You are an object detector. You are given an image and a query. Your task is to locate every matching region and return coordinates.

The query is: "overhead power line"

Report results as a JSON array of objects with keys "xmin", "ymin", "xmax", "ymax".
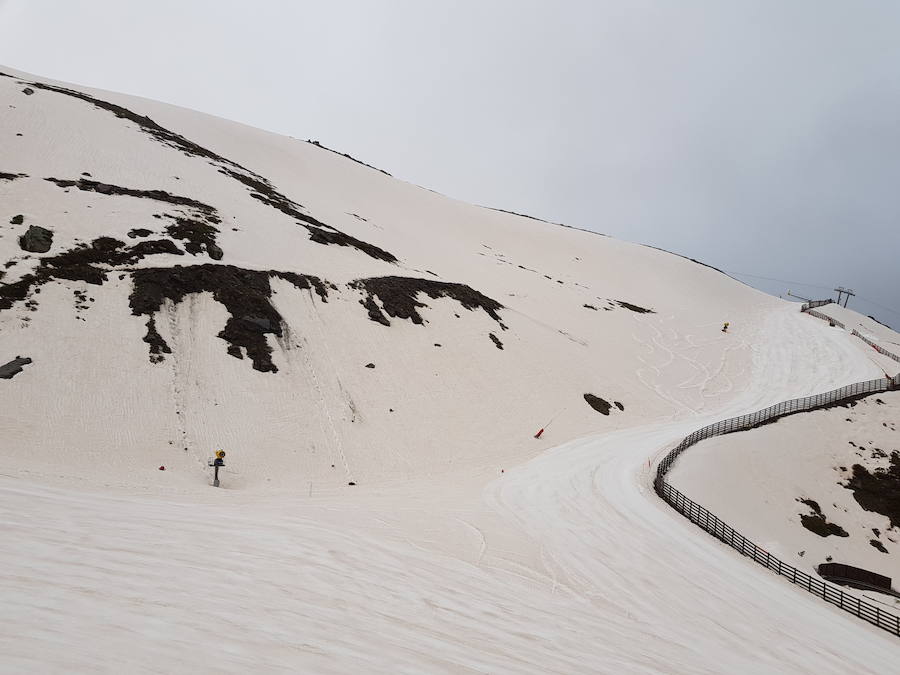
[
  {"xmin": 724, "ymin": 271, "xmax": 833, "ymax": 292},
  {"xmin": 725, "ymin": 271, "xmax": 900, "ymax": 320}
]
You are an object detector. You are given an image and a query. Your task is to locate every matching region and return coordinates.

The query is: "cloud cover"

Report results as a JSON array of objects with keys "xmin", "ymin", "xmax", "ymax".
[{"xmin": 1, "ymin": 0, "xmax": 897, "ymax": 322}]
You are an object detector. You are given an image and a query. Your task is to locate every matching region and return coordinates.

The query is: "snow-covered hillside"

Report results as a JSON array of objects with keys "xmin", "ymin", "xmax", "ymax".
[
  {"xmin": 669, "ymin": 308, "xmax": 900, "ymax": 601},
  {"xmin": 2, "ymin": 67, "xmax": 899, "ymax": 673},
  {"xmin": 0, "ymin": 65, "xmax": 775, "ymax": 491}
]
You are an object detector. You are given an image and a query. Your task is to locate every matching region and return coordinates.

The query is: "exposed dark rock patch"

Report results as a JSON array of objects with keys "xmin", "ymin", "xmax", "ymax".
[
  {"xmin": 164, "ymin": 216, "xmax": 220, "ymax": 258},
  {"xmin": 216, "ymin": 166, "xmax": 397, "ymax": 263},
  {"xmin": 643, "ymin": 244, "xmax": 730, "ymax": 278},
  {"xmin": 18, "ymin": 225, "xmax": 53, "ymax": 253},
  {"xmin": 871, "ymin": 539, "xmax": 889, "ymax": 553},
  {"xmin": 6, "ymin": 73, "xmax": 396, "ymax": 263},
  {"xmin": 360, "ymin": 295, "xmax": 391, "ymax": 326},
  {"xmin": 206, "ymin": 243, "xmax": 224, "ymax": 261},
  {"xmin": 0, "ymin": 234, "xmax": 219, "ymax": 312},
  {"xmin": 616, "ymin": 300, "xmax": 655, "ymax": 314},
  {"xmin": 306, "ymin": 140, "xmax": 392, "ymax": 176},
  {"xmin": 46, "ymin": 178, "xmax": 224, "ymax": 260},
  {"xmin": 798, "ymin": 499, "xmax": 849, "ymax": 537},
  {"xmin": 130, "ymin": 239, "xmax": 185, "ymax": 257},
  {"xmin": 614, "ymin": 401, "xmax": 625, "ymax": 411},
  {"xmin": 489, "ymin": 333, "xmax": 504, "ymax": 350},
  {"xmin": 800, "ymin": 498, "xmax": 822, "ymax": 513},
  {"xmin": 0, "ymin": 273, "xmax": 36, "ymax": 310},
  {"xmin": 0, "ymin": 172, "xmax": 27, "ymax": 181},
  {"xmin": 129, "ymin": 264, "xmax": 329, "ymax": 372},
  {"xmin": 584, "ymin": 304, "xmax": 598, "ymax": 311},
  {"xmin": 352, "ymin": 276, "xmax": 505, "ymax": 328},
  {"xmin": 142, "ymin": 317, "xmax": 171, "ymax": 363},
  {"xmin": 843, "ymin": 452, "xmax": 900, "ymax": 528},
  {"xmin": 365, "ymin": 363, "xmax": 375, "ymax": 369},
  {"xmin": 483, "ymin": 207, "xmax": 559, "ymax": 225},
  {"xmin": 868, "ymin": 315, "xmax": 894, "ymax": 330},
  {"xmin": 128, "ymin": 228, "xmax": 153, "ymax": 238},
  {"xmin": 306, "ymin": 224, "xmax": 396, "ymax": 262},
  {"xmin": 10, "ymin": 215, "xmax": 24, "ymax": 225},
  {"xmin": 22, "ymin": 87, "xmax": 33, "ymax": 95},
  {"xmin": 45, "ymin": 178, "xmax": 216, "ymax": 214},
  {"xmin": 0, "ymin": 356, "xmax": 32, "ymax": 379},
  {"xmin": 584, "ymin": 394, "xmax": 612, "ymax": 415},
  {"xmin": 270, "ymin": 271, "xmax": 331, "ymax": 303}
]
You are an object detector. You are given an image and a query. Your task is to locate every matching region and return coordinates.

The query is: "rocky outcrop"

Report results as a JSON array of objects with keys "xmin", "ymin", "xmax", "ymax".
[{"xmin": 18, "ymin": 225, "xmax": 53, "ymax": 253}]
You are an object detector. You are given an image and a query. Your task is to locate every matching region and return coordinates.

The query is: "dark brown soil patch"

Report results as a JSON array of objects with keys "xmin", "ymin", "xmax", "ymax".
[
  {"xmin": 616, "ymin": 300, "xmax": 655, "ymax": 314},
  {"xmin": 843, "ymin": 452, "xmax": 900, "ymax": 528},
  {"xmin": 0, "ymin": 356, "xmax": 32, "ymax": 379},
  {"xmin": 351, "ymin": 276, "xmax": 504, "ymax": 328},
  {"xmin": 129, "ymin": 264, "xmax": 329, "ymax": 372},
  {"xmin": 584, "ymin": 394, "xmax": 612, "ymax": 415},
  {"xmin": 489, "ymin": 333, "xmax": 504, "ymax": 350}
]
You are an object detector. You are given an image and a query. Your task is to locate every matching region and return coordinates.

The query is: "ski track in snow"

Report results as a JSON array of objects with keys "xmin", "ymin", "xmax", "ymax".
[{"xmin": 2, "ymin": 304, "xmax": 898, "ymax": 673}]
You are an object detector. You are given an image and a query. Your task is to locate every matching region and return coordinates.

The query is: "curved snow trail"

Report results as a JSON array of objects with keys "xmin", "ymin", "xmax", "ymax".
[
  {"xmin": 486, "ymin": 303, "xmax": 897, "ymax": 673},
  {"xmin": 2, "ymin": 304, "xmax": 896, "ymax": 674}
]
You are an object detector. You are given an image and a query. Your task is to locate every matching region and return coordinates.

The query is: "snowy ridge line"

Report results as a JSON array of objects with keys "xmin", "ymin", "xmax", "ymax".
[{"xmin": 654, "ymin": 376, "xmax": 900, "ymax": 637}]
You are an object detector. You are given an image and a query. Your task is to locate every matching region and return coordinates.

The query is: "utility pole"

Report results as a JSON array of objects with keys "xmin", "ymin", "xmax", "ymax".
[
  {"xmin": 843, "ymin": 288, "xmax": 855, "ymax": 308},
  {"xmin": 834, "ymin": 287, "xmax": 855, "ymax": 308}
]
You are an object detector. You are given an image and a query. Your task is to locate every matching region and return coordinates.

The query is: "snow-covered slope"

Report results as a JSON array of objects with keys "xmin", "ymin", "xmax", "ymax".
[
  {"xmin": 670, "ymin": 390, "xmax": 900, "ymax": 588},
  {"xmin": 1, "ymin": 65, "xmax": 770, "ymax": 490},
  {"xmin": 669, "ymin": 309, "xmax": 900, "ymax": 597},
  {"xmin": 3, "ymin": 67, "xmax": 899, "ymax": 673}
]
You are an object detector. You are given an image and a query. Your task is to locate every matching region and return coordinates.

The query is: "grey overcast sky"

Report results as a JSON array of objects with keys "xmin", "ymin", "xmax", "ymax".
[{"xmin": 1, "ymin": 0, "xmax": 898, "ymax": 325}]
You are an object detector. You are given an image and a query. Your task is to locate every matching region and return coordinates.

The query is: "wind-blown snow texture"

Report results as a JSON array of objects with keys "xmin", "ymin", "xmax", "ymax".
[{"xmin": 2, "ymin": 66, "xmax": 898, "ymax": 673}]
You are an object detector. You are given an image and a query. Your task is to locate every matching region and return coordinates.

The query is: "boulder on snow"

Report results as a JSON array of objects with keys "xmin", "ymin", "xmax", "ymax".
[
  {"xmin": 207, "ymin": 242, "xmax": 224, "ymax": 260},
  {"xmin": 18, "ymin": 225, "xmax": 53, "ymax": 253},
  {"xmin": 0, "ymin": 356, "xmax": 33, "ymax": 379}
]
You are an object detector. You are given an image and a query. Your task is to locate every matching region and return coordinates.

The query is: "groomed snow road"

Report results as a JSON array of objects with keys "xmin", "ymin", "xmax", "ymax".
[{"xmin": 3, "ymin": 304, "xmax": 898, "ymax": 673}]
